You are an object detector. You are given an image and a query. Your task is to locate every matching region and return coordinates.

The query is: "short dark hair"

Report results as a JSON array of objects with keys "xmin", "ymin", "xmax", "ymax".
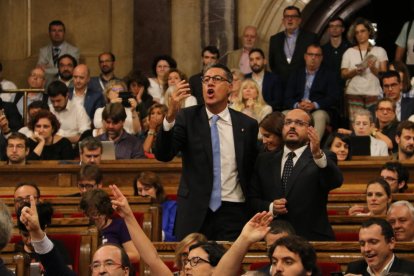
[
  {"xmin": 360, "ymin": 217, "xmax": 395, "ymax": 242},
  {"xmin": 381, "ymin": 162, "xmax": 409, "ymax": 192},
  {"xmin": 283, "ymin": 5, "xmax": 301, "ymax": 17},
  {"xmin": 7, "ymin": 132, "xmax": 28, "ymax": 148},
  {"xmin": 49, "ymin": 20, "xmax": 65, "ymax": 32},
  {"xmin": 47, "ymin": 80, "xmax": 69, "ymax": 98},
  {"xmin": 79, "ymin": 136, "xmax": 103, "ymax": 153},
  {"xmin": 98, "ymin": 52, "xmax": 115, "ymax": 62},
  {"xmin": 268, "ymin": 235, "xmax": 319, "ymax": 276},
  {"xmin": 249, "ymin": 48, "xmax": 265, "ymax": 59},
  {"xmin": 367, "ymin": 178, "xmax": 392, "ymax": 199},
  {"xmin": 80, "ymin": 189, "xmax": 113, "ymax": 217},
  {"xmin": 202, "ymin": 46, "xmax": 220, "ymax": 59},
  {"xmin": 125, "ymin": 70, "xmax": 150, "ymax": 91},
  {"xmin": 259, "ymin": 111, "xmax": 284, "ymax": 139},
  {"xmin": 323, "ymin": 131, "xmax": 352, "ymax": 160},
  {"xmin": 268, "ymin": 220, "xmax": 296, "ymax": 236},
  {"xmin": 102, "ymin": 103, "xmax": 127, "ymax": 123},
  {"xmin": 58, "ymin": 54, "xmax": 77, "ymax": 68},
  {"xmin": 29, "ymin": 110, "xmax": 61, "ymax": 136},
  {"xmin": 17, "ymin": 202, "xmax": 53, "ymax": 232},
  {"xmin": 396, "ymin": 120, "xmax": 414, "ymax": 137},
  {"xmin": 79, "ymin": 164, "xmax": 103, "ymax": 184},
  {"xmin": 133, "ymin": 171, "xmax": 165, "ymax": 202},
  {"xmin": 95, "ymin": 243, "xmax": 133, "ymax": 276},
  {"xmin": 28, "ymin": 100, "xmax": 49, "ymax": 111},
  {"xmin": 151, "ymin": 55, "xmax": 177, "ymax": 76},
  {"xmin": 189, "ymin": 241, "xmax": 226, "ymax": 267},
  {"xmin": 380, "ymin": 70, "xmax": 401, "ymax": 87},
  {"xmin": 204, "ymin": 63, "xmax": 233, "ymax": 83},
  {"xmin": 328, "ymin": 16, "xmax": 345, "ymax": 26},
  {"xmin": 14, "ymin": 182, "xmax": 41, "ymax": 198}
]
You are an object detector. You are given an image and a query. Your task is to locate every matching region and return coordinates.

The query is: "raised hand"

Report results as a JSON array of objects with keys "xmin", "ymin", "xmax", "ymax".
[
  {"xmin": 307, "ymin": 126, "xmax": 321, "ymax": 157},
  {"xmin": 19, "ymin": 195, "xmax": 41, "ymax": 233},
  {"xmin": 109, "ymin": 184, "xmax": 133, "ymax": 218},
  {"xmin": 240, "ymin": 211, "xmax": 273, "ymax": 243}
]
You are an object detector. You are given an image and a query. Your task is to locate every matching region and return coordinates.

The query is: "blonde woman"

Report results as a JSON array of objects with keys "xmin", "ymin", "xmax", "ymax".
[
  {"xmin": 228, "ymin": 68, "xmax": 245, "ymax": 107},
  {"xmin": 93, "ymin": 79, "xmax": 141, "ymax": 136},
  {"xmin": 231, "ymin": 79, "xmax": 272, "ymax": 123}
]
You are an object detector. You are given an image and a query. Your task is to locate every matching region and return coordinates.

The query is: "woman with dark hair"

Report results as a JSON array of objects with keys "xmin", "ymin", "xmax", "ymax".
[
  {"xmin": 173, "ymin": 233, "xmax": 207, "ymax": 276},
  {"xmin": 27, "ymin": 110, "xmax": 74, "ymax": 160},
  {"xmin": 80, "ymin": 189, "xmax": 140, "ymax": 263},
  {"xmin": 125, "ymin": 70, "xmax": 155, "ymax": 120},
  {"xmin": 148, "ymin": 55, "xmax": 177, "ymax": 103},
  {"xmin": 133, "ymin": 171, "xmax": 177, "ymax": 241},
  {"xmin": 323, "ymin": 131, "xmax": 352, "ymax": 161},
  {"xmin": 163, "ymin": 68, "xmax": 197, "ymax": 108},
  {"xmin": 348, "ymin": 178, "xmax": 392, "ymax": 216},
  {"xmin": 341, "ymin": 17, "xmax": 388, "ymax": 121},
  {"xmin": 258, "ymin": 111, "xmax": 284, "ymax": 152}
]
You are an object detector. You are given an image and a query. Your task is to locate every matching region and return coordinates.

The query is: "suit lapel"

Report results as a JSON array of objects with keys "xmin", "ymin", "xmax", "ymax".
[
  {"xmin": 285, "ymin": 146, "xmax": 312, "ymax": 196},
  {"xmin": 230, "ymin": 109, "xmax": 244, "ymax": 171},
  {"xmin": 273, "ymin": 150, "xmax": 284, "ymax": 197},
  {"xmin": 199, "ymin": 108, "xmax": 213, "ymax": 169}
]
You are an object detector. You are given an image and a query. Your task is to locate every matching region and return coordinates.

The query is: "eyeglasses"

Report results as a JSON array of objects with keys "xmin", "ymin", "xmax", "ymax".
[
  {"xmin": 377, "ymin": 107, "xmax": 394, "ymax": 113},
  {"xmin": 383, "ymin": 83, "xmax": 399, "ymax": 90},
  {"xmin": 201, "ymin": 75, "xmax": 230, "ymax": 84},
  {"xmin": 78, "ymin": 183, "xmax": 97, "ymax": 190},
  {"xmin": 283, "ymin": 119, "xmax": 309, "ymax": 127},
  {"xmin": 7, "ymin": 144, "xmax": 26, "ymax": 150},
  {"xmin": 382, "ymin": 176, "xmax": 398, "ymax": 183},
  {"xmin": 14, "ymin": 195, "xmax": 38, "ymax": 205},
  {"xmin": 283, "ymin": 15, "xmax": 300, "ymax": 19},
  {"xmin": 354, "ymin": 121, "xmax": 370, "ymax": 127},
  {"xmin": 184, "ymin": 256, "xmax": 211, "ymax": 267},
  {"xmin": 90, "ymin": 260, "xmax": 124, "ymax": 272},
  {"xmin": 305, "ymin": 53, "xmax": 322, "ymax": 57}
]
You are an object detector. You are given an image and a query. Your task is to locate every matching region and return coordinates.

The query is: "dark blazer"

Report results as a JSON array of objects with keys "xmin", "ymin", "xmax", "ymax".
[
  {"xmin": 1, "ymin": 100, "xmax": 23, "ymax": 131},
  {"xmin": 39, "ymin": 246, "xmax": 76, "ymax": 276},
  {"xmin": 284, "ymin": 66, "xmax": 340, "ymax": 111},
  {"xmin": 189, "ymin": 72, "xmax": 203, "ymax": 105},
  {"xmin": 401, "ymin": 97, "xmax": 414, "ymax": 121},
  {"xmin": 155, "ymin": 105, "xmax": 258, "ymax": 240},
  {"xmin": 68, "ymin": 87, "xmax": 106, "ymax": 120},
  {"xmin": 268, "ymin": 29, "xmax": 318, "ymax": 86},
  {"xmin": 245, "ymin": 71, "xmax": 284, "ymax": 111},
  {"xmin": 248, "ymin": 147, "xmax": 343, "ymax": 241},
  {"xmin": 346, "ymin": 256, "xmax": 414, "ymax": 276}
]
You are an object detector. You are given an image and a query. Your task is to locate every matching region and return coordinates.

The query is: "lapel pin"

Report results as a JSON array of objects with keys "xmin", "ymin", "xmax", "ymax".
[{"xmin": 241, "ymin": 128, "xmax": 245, "ymax": 132}]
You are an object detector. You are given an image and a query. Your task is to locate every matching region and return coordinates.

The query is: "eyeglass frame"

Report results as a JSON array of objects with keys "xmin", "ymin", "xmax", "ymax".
[
  {"xmin": 14, "ymin": 195, "xmax": 39, "ymax": 205},
  {"xmin": 283, "ymin": 119, "xmax": 310, "ymax": 127},
  {"xmin": 183, "ymin": 256, "xmax": 211, "ymax": 267},
  {"xmin": 89, "ymin": 260, "xmax": 125, "ymax": 272},
  {"xmin": 201, "ymin": 75, "xmax": 230, "ymax": 84}
]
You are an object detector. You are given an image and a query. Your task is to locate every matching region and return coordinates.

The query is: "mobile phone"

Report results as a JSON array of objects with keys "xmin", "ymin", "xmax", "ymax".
[
  {"xmin": 118, "ymin": 91, "xmax": 133, "ymax": 108},
  {"xmin": 30, "ymin": 262, "xmax": 42, "ymax": 276}
]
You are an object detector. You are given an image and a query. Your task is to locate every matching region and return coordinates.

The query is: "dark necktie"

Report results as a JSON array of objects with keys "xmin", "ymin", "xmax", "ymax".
[
  {"xmin": 209, "ymin": 115, "xmax": 221, "ymax": 211},
  {"xmin": 52, "ymin": 47, "xmax": 60, "ymax": 66},
  {"xmin": 281, "ymin": 152, "xmax": 296, "ymax": 195}
]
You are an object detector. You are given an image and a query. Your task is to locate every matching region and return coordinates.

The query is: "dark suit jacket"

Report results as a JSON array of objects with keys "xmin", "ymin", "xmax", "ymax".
[
  {"xmin": 346, "ymin": 256, "xmax": 414, "ymax": 276},
  {"xmin": 189, "ymin": 72, "xmax": 203, "ymax": 105},
  {"xmin": 284, "ymin": 66, "xmax": 340, "ymax": 112},
  {"xmin": 39, "ymin": 246, "xmax": 76, "ymax": 276},
  {"xmin": 68, "ymin": 88, "xmax": 106, "ymax": 120},
  {"xmin": 155, "ymin": 105, "xmax": 258, "ymax": 240},
  {"xmin": 401, "ymin": 97, "xmax": 414, "ymax": 121},
  {"xmin": 245, "ymin": 71, "xmax": 284, "ymax": 111},
  {"xmin": 248, "ymin": 147, "xmax": 343, "ymax": 241},
  {"xmin": 1, "ymin": 100, "xmax": 23, "ymax": 131},
  {"xmin": 268, "ymin": 29, "xmax": 318, "ymax": 87}
]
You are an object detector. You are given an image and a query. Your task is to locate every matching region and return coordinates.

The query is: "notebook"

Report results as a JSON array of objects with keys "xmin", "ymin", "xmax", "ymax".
[
  {"xmin": 101, "ymin": 141, "xmax": 116, "ymax": 160},
  {"xmin": 350, "ymin": 136, "xmax": 371, "ymax": 156}
]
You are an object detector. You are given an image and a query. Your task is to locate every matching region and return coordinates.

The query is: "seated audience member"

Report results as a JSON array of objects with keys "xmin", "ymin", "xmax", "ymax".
[
  {"xmin": 15, "ymin": 67, "xmax": 47, "ymax": 117},
  {"xmin": 346, "ymin": 218, "xmax": 414, "ymax": 275},
  {"xmin": 231, "ymin": 79, "xmax": 272, "ymax": 123},
  {"xmin": 69, "ymin": 64, "xmax": 106, "ymax": 120},
  {"xmin": 80, "ymin": 189, "xmax": 140, "ymax": 263},
  {"xmin": 14, "ymin": 182, "xmax": 41, "ymax": 214},
  {"xmin": 228, "ymin": 69, "xmax": 244, "ymax": 107},
  {"xmin": 163, "ymin": 69, "xmax": 197, "ymax": 108},
  {"xmin": 79, "ymin": 136, "xmax": 102, "ymax": 165},
  {"xmin": 109, "ymin": 184, "xmax": 273, "ymax": 276},
  {"xmin": 93, "ymin": 79, "xmax": 140, "ymax": 136},
  {"xmin": 27, "ymin": 110, "xmax": 74, "ymax": 160},
  {"xmin": 133, "ymin": 171, "xmax": 176, "ymax": 241},
  {"xmin": 47, "ymin": 80, "xmax": 91, "ymax": 144},
  {"xmin": 254, "ymin": 220, "xmax": 296, "ymax": 275},
  {"xmin": 388, "ymin": 60, "xmax": 413, "ymax": 98},
  {"xmin": 88, "ymin": 52, "xmax": 121, "ymax": 96},
  {"xmin": 323, "ymin": 131, "xmax": 352, "ymax": 161},
  {"xmin": 96, "ymin": 103, "xmax": 145, "ymax": 159},
  {"xmin": 47, "ymin": 54, "xmax": 76, "ymax": 88},
  {"xmin": 6, "ymin": 132, "xmax": 29, "ymax": 165},
  {"xmin": 348, "ymin": 178, "xmax": 392, "ymax": 216},
  {"xmin": 173, "ymin": 233, "xmax": 208, "ymax": 276},
  {"xmin": 285, "ymin": 43, "xmax": 340, "ymax": 138},
  {"xmin": 125, "ymin": 70, "xmax": 154, "ymax": 121},
  {"xmin": 19, "ymin": 196, "xmax": 133, "ymax": 276},
  {"xmin": 339, "ymin": 109, "xmax": 389, "ymax": 156},
  {"xmin": 142, "ymin": 103, "xmax": 167, "ymax": 158},
  {"xmin": 394, "ymin": 120, "xmax": 414, "ymax": 161},
  {"xmin": 0, "ymin": 61, "xmax": 18, "ymax": 102},
  {"xmin": 226, "ymin": 26, "xmax": 257, "ymax": 74},
  {"xmin": 18, "ymin": 100, "xmax": 49, "ymax": 138},
  {"xmin": 0, "ymin": 86, "xmax": 23, "ymax": 135},
  {"xmin": 387, "ymin": 200, "xmax": 414, "ymax": 242},
  {"xmin": 268, "ymin": 235, "xmax": 319, "ymax": 276},
  {"xmin": 372, "ymin": 98, "xmax": 399, "ymax": 151},
  {"xmin": 77, "ymin": 164, "xmax": 103, "ymax": 195},
  {"xmin": 149, "ymin": 55, "xmax": 178, "ymax": 103},
  {"xmin": 0, "ymin": 201, "xmax": 15, "ymax": 275},
  {"xmin": 380, "ymin": 162, "xmax": 409, "ymax": 193},
  {"xmin": 16, "ymin": 202, "xmax": 72, "ymax": 271},
  {"xmin": 258, "ymin": 111, "xmax": 284, "ymax": 153}
]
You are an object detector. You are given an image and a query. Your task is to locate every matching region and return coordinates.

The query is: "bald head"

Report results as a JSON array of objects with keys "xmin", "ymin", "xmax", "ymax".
[
  {"xmin": 242, "ymin": 26, "xmax": 257, "ymax": 51},
  {"xmin": 73, "ymin": 64, "xmax": 90, "ymax": 91}
]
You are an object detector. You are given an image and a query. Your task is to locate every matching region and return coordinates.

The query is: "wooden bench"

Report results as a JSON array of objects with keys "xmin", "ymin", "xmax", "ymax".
[{"xmin": 1, "ymin": 243, "xmax": 30, "ymax": 276}]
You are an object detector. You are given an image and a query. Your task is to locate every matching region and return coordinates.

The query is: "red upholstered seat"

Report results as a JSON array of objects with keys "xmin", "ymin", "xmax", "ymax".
[
  {"xmin": 249, "ymin": 261, "xmax": 269, "ymax": 271},
  {"xmin": 49, "ymin": 234, "xmax": 82, "ymax": 274},
  {"xmin": 335, "ymin": 232, "xmax": 359, "ymax": 241},
  {"xmin": 318, "ymin": 262, "xmax": 342, "ymax": 276}
]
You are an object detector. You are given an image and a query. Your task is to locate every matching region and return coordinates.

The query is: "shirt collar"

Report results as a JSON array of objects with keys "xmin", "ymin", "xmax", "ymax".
[
  {"xmin": 206, "ymin": 107, "xmax": 231, "ymax": 124},
  {"xmin": 366, "ymin": 254, "xmax": 395, "ymax": 276},
  {"xmin": 283, "ymin": 144, "xmax": 307, "ymax": 159}
]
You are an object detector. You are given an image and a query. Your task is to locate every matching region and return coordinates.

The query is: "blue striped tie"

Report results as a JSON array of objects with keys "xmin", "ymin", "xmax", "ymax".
[{"xmin": 209, "ymin": 115, "xmax": 221, "ymax": 211}]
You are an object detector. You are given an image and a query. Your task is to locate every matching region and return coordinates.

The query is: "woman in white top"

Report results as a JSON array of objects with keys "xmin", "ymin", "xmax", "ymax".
[
  {"xmin": 93, "ymin": 80, "xmax": 140, "ymax": 136},
  {"xmin": 162, "ymin": 68, "xmax": 197, "ymax": 109},
  {"xmin": 231, "ymin": 79, "xmax": 272, "ymax": 123},
  {"xmin": 148, "ymin": 55, "xmax": 177, "ymax": 103},
  {"xmin": 341, "ymin": 17, "xmax": 388, "ymax": 121}
]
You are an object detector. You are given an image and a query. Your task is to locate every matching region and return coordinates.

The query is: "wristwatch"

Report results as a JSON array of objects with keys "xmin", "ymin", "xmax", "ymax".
[{"xmin": 147, "ymin": 130, "xmax": 156, "ymax": 136}]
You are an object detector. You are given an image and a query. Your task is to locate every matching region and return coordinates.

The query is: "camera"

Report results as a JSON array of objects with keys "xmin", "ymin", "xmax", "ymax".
[{"xmin": 118, "ymin": 91, "xmax": 134, "ymax": 108}]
